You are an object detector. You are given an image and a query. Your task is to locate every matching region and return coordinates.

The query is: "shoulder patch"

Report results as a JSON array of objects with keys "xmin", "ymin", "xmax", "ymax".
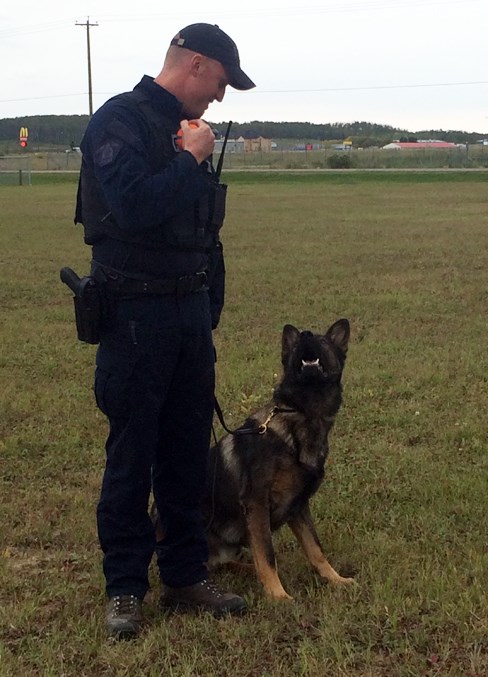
[{"xmin": 94, "ymin": 140, "xmax": 122, "ymax": 167}]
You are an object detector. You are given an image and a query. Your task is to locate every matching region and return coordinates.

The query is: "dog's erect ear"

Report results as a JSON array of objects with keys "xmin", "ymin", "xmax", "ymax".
[
  {"xmin": 326, "ymin": 319, "xmax": 350, "ymax": 355},
  {"xmin": 282, "ymin": 324, "xmax": 300, "ymax": 364}
]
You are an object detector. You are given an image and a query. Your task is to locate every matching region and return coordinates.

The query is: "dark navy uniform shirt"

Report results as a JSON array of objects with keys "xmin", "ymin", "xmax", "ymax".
[{"xmin": 80, "ymin": 75, "xmax": 209, "ymax": 279}]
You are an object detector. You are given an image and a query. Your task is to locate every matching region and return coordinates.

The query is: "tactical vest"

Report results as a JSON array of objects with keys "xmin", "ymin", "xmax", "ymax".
[{"xmin": 75, "ymin": 88, "xmax": 227, "ymax": 252}]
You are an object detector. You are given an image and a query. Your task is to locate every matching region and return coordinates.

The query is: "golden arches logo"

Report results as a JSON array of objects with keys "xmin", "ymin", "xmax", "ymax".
[{"xmin": 19, "ymin": 127, "xmax": 29, "ymax": 139}]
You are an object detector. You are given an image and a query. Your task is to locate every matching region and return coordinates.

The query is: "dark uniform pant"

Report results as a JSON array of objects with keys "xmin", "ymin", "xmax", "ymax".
[{"xmin": 94, "ymin": 289, "xmax": 215, "ymax": 599}]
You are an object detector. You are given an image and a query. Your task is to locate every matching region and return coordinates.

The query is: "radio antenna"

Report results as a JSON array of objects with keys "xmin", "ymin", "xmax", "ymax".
[{"xmin": 216, "ymin": 121, "xmax": 232, "ymax": 178}]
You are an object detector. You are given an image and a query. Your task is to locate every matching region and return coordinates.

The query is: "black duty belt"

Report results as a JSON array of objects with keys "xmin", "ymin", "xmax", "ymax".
[{"xmin": 104, "ymin": 271, "xmax": 208, "ymax": 298}]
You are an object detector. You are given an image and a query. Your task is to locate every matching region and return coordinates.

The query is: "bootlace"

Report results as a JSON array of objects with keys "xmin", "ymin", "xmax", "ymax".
[
  {"xmin": 200, "ymin": 580, "xmax": 224, "ymax": 599},
  {"xmin": 112, "ymin": 595, "xmax": 140, "ymax": 615}
]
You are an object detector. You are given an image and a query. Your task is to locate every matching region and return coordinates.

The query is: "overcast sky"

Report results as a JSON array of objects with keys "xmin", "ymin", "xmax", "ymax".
[{"xmin": 2, "ymin": 0, "xmax": 488, "ymax": 133}]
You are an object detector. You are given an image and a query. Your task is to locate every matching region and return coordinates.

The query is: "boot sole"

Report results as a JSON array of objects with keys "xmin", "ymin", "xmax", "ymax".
[{"xmin": 159, "ymin": 599, "xmax": 247, "ymax": 618}]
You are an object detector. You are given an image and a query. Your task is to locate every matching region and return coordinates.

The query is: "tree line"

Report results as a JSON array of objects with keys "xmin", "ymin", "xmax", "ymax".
[{"xmin": 0, "ymin": 115, "xmax": 486, "ymax": 150}]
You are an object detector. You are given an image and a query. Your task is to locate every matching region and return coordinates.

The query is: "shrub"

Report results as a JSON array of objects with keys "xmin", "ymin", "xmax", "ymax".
[{"xmin": 327, "ymin": 153, "xmax": 352, "ymax": 169}]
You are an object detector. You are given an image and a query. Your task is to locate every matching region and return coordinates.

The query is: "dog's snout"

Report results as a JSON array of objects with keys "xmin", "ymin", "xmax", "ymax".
[{"xmin": 298, "ymin": 332, "xmax": 321, "ymax": 362}]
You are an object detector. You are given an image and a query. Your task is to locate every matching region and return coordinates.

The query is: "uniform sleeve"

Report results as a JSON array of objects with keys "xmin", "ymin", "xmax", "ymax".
[{"xmin": 80, "ymin": 103, "xmax": 208, "ymax": 233}]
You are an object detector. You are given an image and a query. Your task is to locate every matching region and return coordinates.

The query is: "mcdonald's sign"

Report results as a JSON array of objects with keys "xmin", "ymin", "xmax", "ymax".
[{"xmin": 19, "ymin": 126, "xmax": 29, "ymax": 148}]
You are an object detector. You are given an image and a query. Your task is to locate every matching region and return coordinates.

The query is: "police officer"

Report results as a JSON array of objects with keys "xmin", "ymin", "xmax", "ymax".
[{"xmin": 75, "ymin": 23, "xmax": 255, "ymax": 638}]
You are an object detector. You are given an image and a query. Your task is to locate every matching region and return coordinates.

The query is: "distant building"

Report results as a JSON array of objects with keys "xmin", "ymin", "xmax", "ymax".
[
  {"xmin": 332, "ymin": 138, "xmax": 353, "ymax": 151},
  {"xmin": 292, "ymin": 143, "xmax": 322, "ymax": 151},
  {"xmin": 213, "ymin": 136, "xmax": 273, "ymax": 153},
  {"xmin": 214, "ymin": 138, "xmax": 245, "ymax": 153},
  {"xmin": 243, "ymin": 136, "xmax": 272, "ymax": 152},
  {"xmin": 382, "ymin": 140, "xmax": 458, "ymax": 150}
]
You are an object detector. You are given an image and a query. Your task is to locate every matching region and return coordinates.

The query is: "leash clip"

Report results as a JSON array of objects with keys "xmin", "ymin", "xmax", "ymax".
[{"xmin": 258, "ymin": 407, "xmax": 279, "ymax": 434}]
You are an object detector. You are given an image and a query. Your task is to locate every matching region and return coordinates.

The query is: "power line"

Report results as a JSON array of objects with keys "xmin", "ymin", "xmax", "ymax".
[
  {"xmin": 0, "ymin": 20, "xmax": 69, "ymax": 39},
  {"xmin": 254, "ymin": 80, "xmax": 488, "ymax": 94},
  {"xmin": 1, "ymin": 79, "xmax": 487, "ymax": 105},
  {"xmin": 0, "ymin": 93, "xmax": 88, "ymax": 103},
  {"xmin": 75, "ymin": 0, "xmax": 485, "ymax": 21},
  {"xmin": 0, "ymin": 0, "xmax": 483, "ymax": 38}
]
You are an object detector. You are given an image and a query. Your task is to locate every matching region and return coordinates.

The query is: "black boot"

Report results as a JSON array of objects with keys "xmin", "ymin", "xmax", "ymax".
[
  {"xmin": 105, "ymin": 595, "xmax": 144, "ymax": 639},
  {"xmin": 160, "ymin": 580, "xmax": 247, "ymax": 617}
]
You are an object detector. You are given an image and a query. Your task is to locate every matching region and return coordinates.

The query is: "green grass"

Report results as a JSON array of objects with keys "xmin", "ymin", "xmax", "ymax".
[
  {"xmin": 1, "ymin": 173, "xmax": 487, "ymax": 676},
  {"xmin": 223, "ymin": 169, "xmax": 488, "ymax": 184}
]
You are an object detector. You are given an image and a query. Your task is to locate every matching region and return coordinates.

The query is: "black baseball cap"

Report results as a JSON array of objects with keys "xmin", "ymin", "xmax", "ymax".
[{"xmin": 170, "ymin": 23, "xmax": 255, "ymax": 91}]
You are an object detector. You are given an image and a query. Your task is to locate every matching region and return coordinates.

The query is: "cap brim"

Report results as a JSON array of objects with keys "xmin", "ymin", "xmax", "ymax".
[{"xmin": 226, "ymin": 65, "xmax": 256, "ymax": 91}]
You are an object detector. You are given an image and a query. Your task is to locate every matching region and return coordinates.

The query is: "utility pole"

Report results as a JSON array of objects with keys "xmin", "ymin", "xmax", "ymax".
[{"xmin": 76, "ymin": 18, "xmax": 98, "ymax": 117}]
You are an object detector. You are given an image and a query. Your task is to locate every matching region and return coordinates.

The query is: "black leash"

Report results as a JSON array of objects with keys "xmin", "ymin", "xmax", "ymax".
[{"xmin": 213, "ymin": 396, "xmax": 296, "ymax": 437}]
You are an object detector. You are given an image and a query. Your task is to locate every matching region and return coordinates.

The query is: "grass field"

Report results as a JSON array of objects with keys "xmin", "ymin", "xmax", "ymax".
[{"xmin": 1, "ymin": 171, "xmax": 487, "ymax": 676}]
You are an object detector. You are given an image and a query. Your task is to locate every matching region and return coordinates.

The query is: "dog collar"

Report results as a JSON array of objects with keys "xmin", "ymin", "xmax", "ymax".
[{"xmin": 256, "ymin": 406, "xmax": 296, "ymax": 435}]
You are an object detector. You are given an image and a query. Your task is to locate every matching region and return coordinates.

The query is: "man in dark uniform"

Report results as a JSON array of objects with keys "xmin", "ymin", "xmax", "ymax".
[{"xmin": 75, "ymin": 23, "xmax": 255, "ymax": 638}]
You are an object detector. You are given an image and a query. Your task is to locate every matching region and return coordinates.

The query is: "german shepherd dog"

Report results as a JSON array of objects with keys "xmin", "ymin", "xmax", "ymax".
[
  {"xmin": 207, "ymin": 318, "xmax": 354, "ymax": 601},
  {"xmin": 154, "ymin": 319, "xmax": 354, "ymax": 600}
]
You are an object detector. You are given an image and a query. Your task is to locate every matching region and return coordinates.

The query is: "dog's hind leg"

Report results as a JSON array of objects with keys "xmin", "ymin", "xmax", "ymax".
[
  {"xmin": 244, "ymin": 500, "xmax": 292, "ymax": 600},
  {"xmin": 222, "ymin": 560, "xmax": 255, "ymax": 576},
  {"xmin": 288, "ymin": 505, "xmax": 354, "ymax": 586}
]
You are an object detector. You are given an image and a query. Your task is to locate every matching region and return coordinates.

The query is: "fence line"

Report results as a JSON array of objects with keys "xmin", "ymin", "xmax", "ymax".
[{"xmin": 1, "ymin": 146, "xmax": 488, "ymax": 179}]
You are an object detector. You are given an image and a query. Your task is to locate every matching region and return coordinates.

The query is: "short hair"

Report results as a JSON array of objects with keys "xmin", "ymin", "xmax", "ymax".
[{"xmin": 164, "ymin": 44, "xmax": 197, "ymax": 68}]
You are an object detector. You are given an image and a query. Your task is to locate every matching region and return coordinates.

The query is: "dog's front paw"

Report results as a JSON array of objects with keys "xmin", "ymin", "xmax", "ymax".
[
  {"xmin": 265, "ymin": 587, "xmax": 293, "ymax": 601},
  {"xmin": 318, "ymin": 562, "xmax": 357, "ymax": 586},
  {"xmin": 330, "ymin": 574, "xmax": 356, "ymax": 586},
  {"xmin": 319, "ymin": 568, "xmax": 357, "ymax": 586}
]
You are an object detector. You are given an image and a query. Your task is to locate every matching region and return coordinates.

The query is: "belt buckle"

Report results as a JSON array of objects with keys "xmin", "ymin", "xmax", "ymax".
[
  {"xmin": 196, "ymin": 271, "xmax": 207, "ymax": 289},
  {"xmin": 176, "ymin": 272, "xmax": 207, "ymax": 298}
]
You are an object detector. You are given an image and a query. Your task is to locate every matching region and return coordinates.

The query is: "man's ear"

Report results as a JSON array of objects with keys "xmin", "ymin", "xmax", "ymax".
[{"xmin": 189, "ymin": 53, "xmax": 204, "ymax": 77}]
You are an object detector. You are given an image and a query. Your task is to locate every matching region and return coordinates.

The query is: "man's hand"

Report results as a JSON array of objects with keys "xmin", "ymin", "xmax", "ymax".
[{"xmin": 179, "ymin": 119, "xmax": 215, "ymax": 164}]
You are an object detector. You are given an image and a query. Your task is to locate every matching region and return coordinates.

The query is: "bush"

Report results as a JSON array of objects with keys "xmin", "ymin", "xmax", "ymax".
[{"xmin": 327, "ymin": 153, "xmax": 352, "ymax": 169}]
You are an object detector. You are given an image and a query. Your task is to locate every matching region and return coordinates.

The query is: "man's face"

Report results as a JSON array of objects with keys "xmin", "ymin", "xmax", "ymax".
[{"xmin": 184, "ymin": 56, "xmax": 229, "ymax": 118}]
